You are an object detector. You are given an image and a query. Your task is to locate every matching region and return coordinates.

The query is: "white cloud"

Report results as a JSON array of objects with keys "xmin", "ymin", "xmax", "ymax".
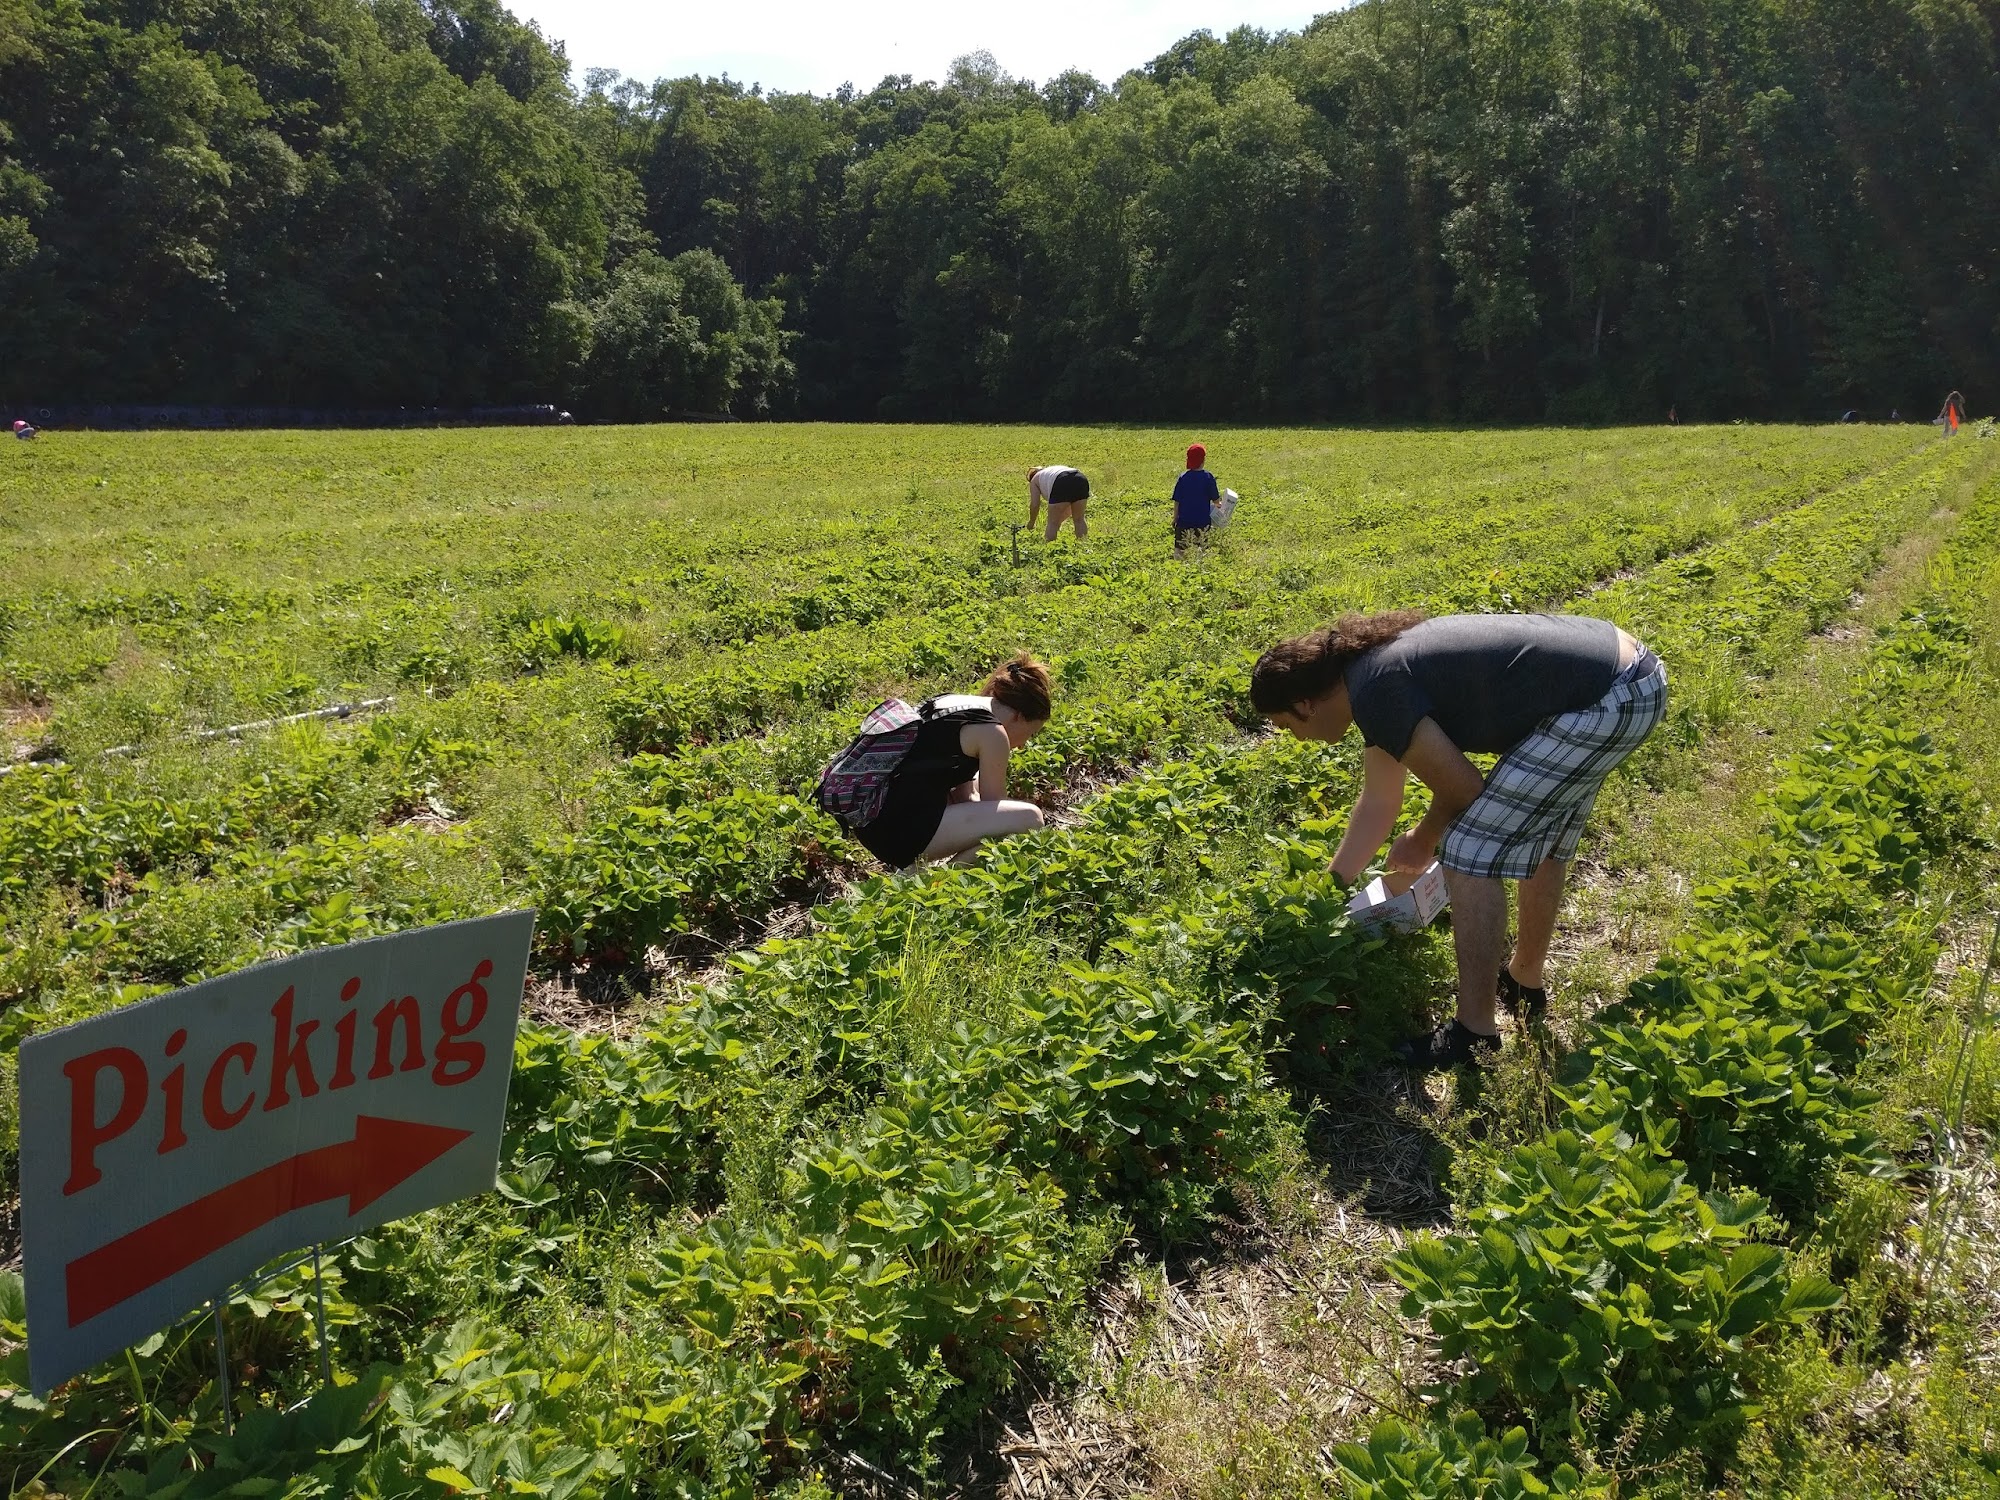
[{"xmin": 512, "ymin": 0, "xmax": 1332, "ymax": 95}]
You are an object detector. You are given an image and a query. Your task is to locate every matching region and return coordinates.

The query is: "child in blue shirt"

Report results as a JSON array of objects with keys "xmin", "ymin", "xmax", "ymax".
[{"xmin": 1172, "ymin": 443, "xmax": 1220, "ymax": 553}]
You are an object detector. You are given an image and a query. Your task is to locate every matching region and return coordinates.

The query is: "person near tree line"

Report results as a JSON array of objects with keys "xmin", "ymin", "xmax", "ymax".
[
  {"xmin": 1026, "ymin": 464, "xmax": 1089, "ymax": 540},
  {"xmin": 1251, "ymin": 611, "xmax": 1667, "ymax": 1069},
  {"xmin": 845, "ymin": 655, "xmax": 1053, "ymax": 870},
  {"xmin": 1939, "ymin": 391, "xmax": 1967, "ymax": 435},
  {"xmin": 1172, "ymin": 442, "xmax": 1221, "ymax": 554}
]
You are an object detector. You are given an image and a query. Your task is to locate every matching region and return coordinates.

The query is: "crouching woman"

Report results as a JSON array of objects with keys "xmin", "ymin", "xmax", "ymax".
[
  {"xmin": 1251, "ymin": 612, "xmax": 1666, "ymax": 1068},
  {"xmin": 845, "ymin": 654, "xmax": 1053, "ymax": 870}
]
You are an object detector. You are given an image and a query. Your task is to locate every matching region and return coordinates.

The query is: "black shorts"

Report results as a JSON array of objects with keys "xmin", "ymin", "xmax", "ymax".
[
  {"xmin": 1048, "ymin": 470, "xmax": 1090, "ymax": 505},
  {"xmin": 852, "ymin": 785, "xmax": 947, "ymax": 869}
]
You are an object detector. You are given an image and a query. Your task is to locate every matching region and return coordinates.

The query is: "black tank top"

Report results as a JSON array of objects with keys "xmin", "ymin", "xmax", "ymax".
[{"xmin": 892, "ymin": 697, "xmax": 997, "ymax": 801}]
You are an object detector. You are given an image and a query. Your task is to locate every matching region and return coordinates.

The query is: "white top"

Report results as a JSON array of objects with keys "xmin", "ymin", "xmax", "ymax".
[
  {"xmin": 930, "ymin": 693, "xmax": 991, "ymax": 716},
  {"xmin": 1031, "ymin": 465, "xmax": 1079, "ymax": 500}
]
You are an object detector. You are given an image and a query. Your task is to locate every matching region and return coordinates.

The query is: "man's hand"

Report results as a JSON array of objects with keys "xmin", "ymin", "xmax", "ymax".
[{"xmin": 1387, "ymin": 827, "xmax": 1435, "ymax": 877}]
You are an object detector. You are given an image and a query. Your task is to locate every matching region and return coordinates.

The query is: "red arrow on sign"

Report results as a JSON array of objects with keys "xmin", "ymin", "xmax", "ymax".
[{"xmin": 64, "ymin": 1115, "xmax": 472, "ymax": 1327}]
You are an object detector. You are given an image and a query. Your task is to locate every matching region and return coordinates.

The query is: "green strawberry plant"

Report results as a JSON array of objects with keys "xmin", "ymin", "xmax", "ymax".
[
  {"xmin": 1390, "ymin": 1130, "xmax": 1841, "ymax": 1460},
  {"xmin": 1329, "ymin": 1412, "xmax": 1611, "ymax": 1500}
]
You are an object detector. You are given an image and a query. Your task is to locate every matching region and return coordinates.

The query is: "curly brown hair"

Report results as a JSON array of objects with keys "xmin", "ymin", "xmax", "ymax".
[
  {"xmin": 986, "ymin": 652, "xmax": 1053, "ymax": 722},
  {"xmin": 1249, "ymin": 611, "xmax": 1426, "ymax": 716}
]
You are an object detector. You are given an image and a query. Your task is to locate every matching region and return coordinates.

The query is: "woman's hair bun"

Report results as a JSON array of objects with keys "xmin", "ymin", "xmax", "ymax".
[{"xmin": 986, "ymin": 652, "xmax": 1053, "ymax": 722}]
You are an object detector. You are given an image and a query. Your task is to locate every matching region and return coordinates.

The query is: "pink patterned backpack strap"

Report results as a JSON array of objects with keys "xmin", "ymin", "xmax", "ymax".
[{"xmin": 814, "ymin": 698, "xmax": 926, "ymax": 830}]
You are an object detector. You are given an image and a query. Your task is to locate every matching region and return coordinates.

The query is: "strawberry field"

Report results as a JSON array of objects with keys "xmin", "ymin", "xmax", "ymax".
[{"xmin": 2, "ymin": 423, "xmax": 1999, "ymax": 1497}]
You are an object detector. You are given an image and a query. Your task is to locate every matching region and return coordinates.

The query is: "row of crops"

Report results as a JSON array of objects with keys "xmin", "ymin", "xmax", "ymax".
[
  {"xmin": 0, "ymin": 438, "xmax": 1968, "ymax": 1013},
  {"xmin": 0, "ymin": 427, "xmax": 1920, "ymax": 755},
  {"xmin": 1, "ymin": 428, "xmax": 1997, "ymax": 1495},
  {"xmin": 1349, "ymin": 609, "xmax": 1984, "ymax": 1495}
]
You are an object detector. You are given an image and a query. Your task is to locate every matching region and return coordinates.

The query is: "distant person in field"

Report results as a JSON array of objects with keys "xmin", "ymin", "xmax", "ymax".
[
  {"xmin": 1252, "ymin": 612, "xmax": 1666, "ymax": 1069},
  {"xmin": 828, "ymin": 654, "xmax": 1052, "ymax": 870},
  {"xmin": 11, "ymin": 419, "xmax": 35, "ymax": 440},
  {"xmin": 1172, "ymin": 443, "xmax": 1221, "ymax": 554},
  {"xmin": 1939, "ymin": 391, "xmax": 1967, "ymax": 435},
  {"xmin": 1667, "ymin": 405, "xmax": 1678, "ymax": 426},
  {"xmin": 1027, "ymin": 464, "xmax": 1089, "ymax": 540}
]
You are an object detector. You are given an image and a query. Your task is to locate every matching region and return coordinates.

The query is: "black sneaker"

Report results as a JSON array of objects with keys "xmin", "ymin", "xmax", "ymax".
[
  {"xmin": 1498, "ymin": 969, "xmax": 1548, "ymax": 1024},
  {"xmin": 1395, "ymin": 1019, "xmax": 1502, "ymax": 1070}
]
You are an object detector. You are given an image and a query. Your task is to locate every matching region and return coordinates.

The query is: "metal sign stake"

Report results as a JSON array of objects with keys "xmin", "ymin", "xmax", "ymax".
[
  {"xmin": 211, "ymin": 1297, "xmax": 231, "ymax": 1435},
  {"xmin": 312, "ymin": 1243, "xmax": 332, "ymax": 1388}
]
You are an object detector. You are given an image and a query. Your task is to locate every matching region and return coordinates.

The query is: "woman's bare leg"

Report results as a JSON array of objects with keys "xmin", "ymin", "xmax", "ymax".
[
  {"xmin": 1044, "ymin": 501, "xmax": 1070, "ymax": 541},
  {"xmin": 919, "ymin": 799, "xmax": 1044, "ymax": 862},
  {"xmin": 1070, "ymin": 498, "xmax": 1088, "ymax": 538}
]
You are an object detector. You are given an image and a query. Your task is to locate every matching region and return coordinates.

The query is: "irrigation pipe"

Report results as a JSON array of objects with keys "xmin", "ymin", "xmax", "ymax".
[{"xmin": 0, "ymin": 696, "xmax": 396, "ymax": 777}]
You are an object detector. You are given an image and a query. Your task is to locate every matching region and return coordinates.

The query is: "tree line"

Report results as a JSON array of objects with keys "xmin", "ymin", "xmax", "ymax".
[{"xmin": 2, "ymin": 0, "xmax": 1994, "ymax": 422}]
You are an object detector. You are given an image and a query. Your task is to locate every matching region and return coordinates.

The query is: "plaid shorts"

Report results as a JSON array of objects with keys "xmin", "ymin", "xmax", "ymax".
[{"xmin": 1438, "ymin": 648, "xmax": 1668, "ymax": 880}]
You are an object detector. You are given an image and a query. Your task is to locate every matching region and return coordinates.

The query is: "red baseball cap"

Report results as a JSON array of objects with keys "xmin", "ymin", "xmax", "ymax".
[{"xmin": 1186, "ymin": 443, "xmax": 1206, "ymax": 467}]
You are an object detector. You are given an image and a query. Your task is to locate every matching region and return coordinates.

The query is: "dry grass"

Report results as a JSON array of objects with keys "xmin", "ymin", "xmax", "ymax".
[
  {"xmin": 974, "ymin": 1072, "xmax": 1452, "ymax": 1500},
  {"xmin": 1932, "ymin": 1154, "xmax": 2000, "ymax": 1374},
  {"xmin": 0, "ymin": 702, "xmax": 53, "ymax": 763},
  {"xmin": 522, "ymin": 966, "xmax": 651, "ymax": 1034}
]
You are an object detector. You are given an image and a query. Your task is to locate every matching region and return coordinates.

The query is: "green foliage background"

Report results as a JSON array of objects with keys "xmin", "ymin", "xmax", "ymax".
[{"xmin": 1, "ymin": 0, "xmax": 1996, "ymax": 420}]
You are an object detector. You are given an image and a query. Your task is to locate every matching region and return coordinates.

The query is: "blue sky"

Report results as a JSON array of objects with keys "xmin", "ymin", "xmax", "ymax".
[{"xmin": 511, "ymin": 1, "xmax": 1331, "ymax": 95}]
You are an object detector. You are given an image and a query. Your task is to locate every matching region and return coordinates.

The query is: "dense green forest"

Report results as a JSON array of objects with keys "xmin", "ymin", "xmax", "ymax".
[{"xmin": 1, "ymin": 0, "xmax": 1994, "ymax": 422}]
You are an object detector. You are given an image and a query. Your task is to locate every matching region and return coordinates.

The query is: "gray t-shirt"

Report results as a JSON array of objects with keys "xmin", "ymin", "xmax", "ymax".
[{"xmin": 1343, "ymin": 614, "xmax": 1621, "ymax": 759}]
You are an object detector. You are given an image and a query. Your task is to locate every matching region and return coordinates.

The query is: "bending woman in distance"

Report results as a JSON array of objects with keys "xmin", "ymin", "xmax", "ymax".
[
  {"xmin": 855, "ymin": 654, "xmax": 1052, "ymax": 869},
  {"xmin": 1252, "ymin": 611, "xmax": 1667, "ymax": 1069},
  {"xmin": 1027, "ymin": 464, "xmax": 1090, "ymax": 540}
]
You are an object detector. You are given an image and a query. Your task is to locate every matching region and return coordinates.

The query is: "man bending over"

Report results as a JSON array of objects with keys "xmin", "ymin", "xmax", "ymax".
[{"xmin": 1251, "ymin": 611, "xmax": 1667, "ymax": 1068}]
